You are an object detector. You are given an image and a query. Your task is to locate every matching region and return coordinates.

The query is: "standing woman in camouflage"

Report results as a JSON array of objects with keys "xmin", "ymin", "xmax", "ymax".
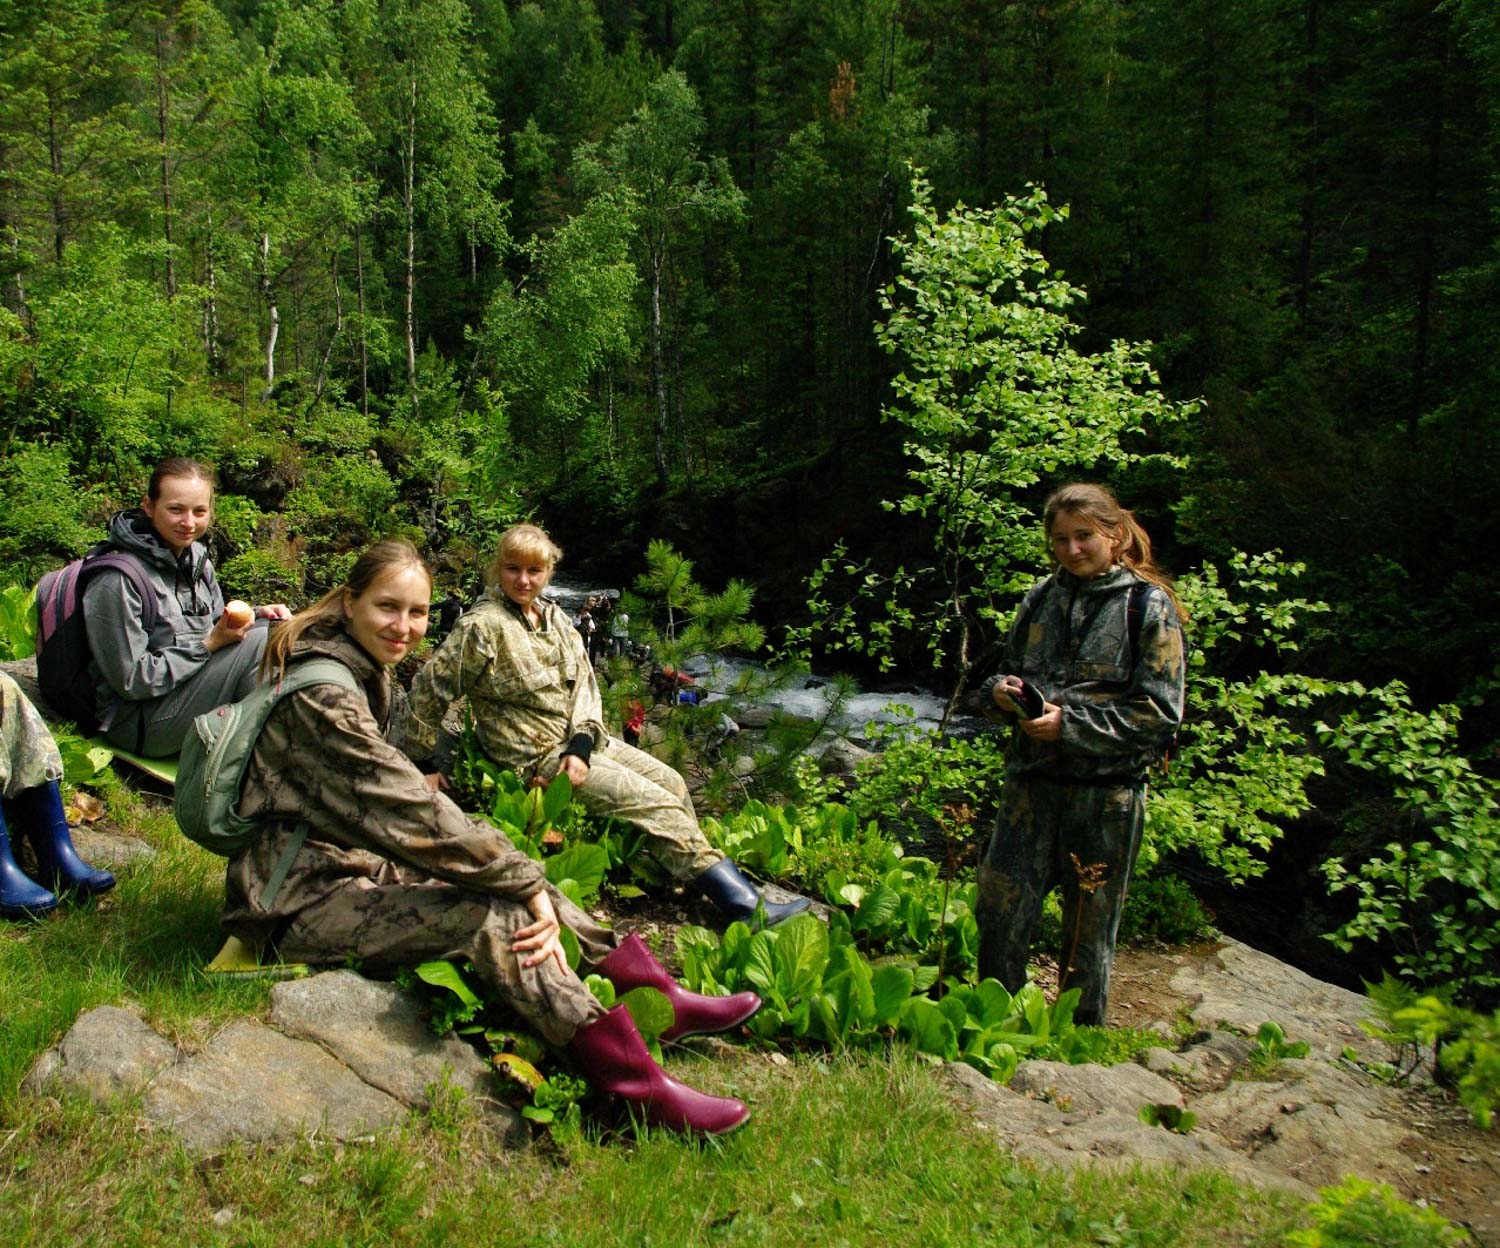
[
  {"xmin": 977, "ymin": 484, "xmax": 1187, "ymax": 1025},
  {"xmin": 0, "ymin": 672, "xmax": 114, "ymax": 918},
  {"xmin": 222, "ymin": 540, "xmax": 759, "ymax": 1135},
  {"xmin": 405, "ymin": 524, "xmax": 808, "ymax": 928}
]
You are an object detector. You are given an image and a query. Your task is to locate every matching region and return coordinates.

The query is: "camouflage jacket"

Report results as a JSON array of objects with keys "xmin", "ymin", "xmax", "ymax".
[
  {"xmin": 985, "ymin": 567, "xmax": 1186, "ymax": 784},
  {"xmin": 221, "ymin": 624, "xmax": 546, "ymax": 941},
  {"xmin": 404, "ymin": 593, "xmax": 607, "ymax": 777}
]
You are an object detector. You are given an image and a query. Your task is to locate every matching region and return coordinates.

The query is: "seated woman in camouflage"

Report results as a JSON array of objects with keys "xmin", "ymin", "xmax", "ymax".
[
  {"xmin": 404, "ymin": 523, "xmax": 808, "ymax": 929},
  {"xmin": 220, "ymin": 540, "xmax": 759, "ymax": 1135},
  {"xmin": 0, "ymin": 672, "xmax": 115, "ymax": 919}
]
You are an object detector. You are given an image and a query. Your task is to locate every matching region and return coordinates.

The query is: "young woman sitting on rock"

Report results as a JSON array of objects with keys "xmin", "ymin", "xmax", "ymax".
[
  {"xmin": 83, "ymin": 457, "xmax": 290, "ymax": 758},
  {"xmin": 220, "ymin": 539, "xmax": 758, "ymax": 1135},
  {"xmin": 404, "ymin": 523, "xmax": 808, "ymax": 929},
  {"xmin": 0, "ymin": 671, "xmax": 114, "ymax": 919}
]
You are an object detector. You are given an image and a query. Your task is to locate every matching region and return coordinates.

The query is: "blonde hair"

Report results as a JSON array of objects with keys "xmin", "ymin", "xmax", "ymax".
[
  {"xmin": 261, "ymin": 539, "xmax": 432, "ymax": 680},
  {"xmin": 487, "ymin": 524, "xmax": 562, "ymax": 590},
  {"xmin": 1042, "ymin": 483, "xmax": 1188, "ymax": 624}
]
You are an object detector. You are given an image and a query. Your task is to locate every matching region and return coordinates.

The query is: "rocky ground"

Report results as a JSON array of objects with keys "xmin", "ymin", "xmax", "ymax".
[{"xmin": 24, "ymin": 823, "xmax": 1499, "ymax": 1244}]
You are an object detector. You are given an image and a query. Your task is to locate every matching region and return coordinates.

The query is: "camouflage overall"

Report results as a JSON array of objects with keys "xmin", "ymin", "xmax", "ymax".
[
  {"xmin": 222, "ymin": 627, "xmax": 614, "ymax": 1046},
  {"xmin": 406, "ymin": 595, "xmax": 722, "ymax": 880},
  {"xmin": 0, "ymin": 672, "xmax": 64, "ymax": 798},
  {"xmin": 977, "ymin": 567, "xmax": 1186, "ymax": 1025}
]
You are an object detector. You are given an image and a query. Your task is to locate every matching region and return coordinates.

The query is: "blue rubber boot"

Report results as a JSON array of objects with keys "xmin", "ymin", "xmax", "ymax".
[
  {"xmin": 4, "ymin": 781, "xmax": 115, "ymax": 898},
  {"xmin": 694, "ymin": 859, "xmax": 810, "ymax": 929},
  {"xmin": 0, "ymin": 805, "xmax": 58, "ymax": 919}
]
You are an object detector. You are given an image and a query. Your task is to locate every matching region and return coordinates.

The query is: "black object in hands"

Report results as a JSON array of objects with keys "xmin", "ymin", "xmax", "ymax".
[{"xmin": 1010, "ymin": 680, "xmax": 1046, "ymax": 719}]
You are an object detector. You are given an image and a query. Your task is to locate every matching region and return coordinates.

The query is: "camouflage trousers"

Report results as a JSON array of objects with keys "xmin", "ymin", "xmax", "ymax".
[
  {"xmin": 274, "ymin": 872, "xmax": 616, "ymax": 1048},
  {"xmin": 976, "ymin": 776, "xmax": 1146, "ymax": 1027},
  {"xmin": 0, "ymin": 672, "xmax": 63, "ymax": 798},
  {"xmin": 536, "ymin": 738, "xmax": 723, "ymax": 881}
]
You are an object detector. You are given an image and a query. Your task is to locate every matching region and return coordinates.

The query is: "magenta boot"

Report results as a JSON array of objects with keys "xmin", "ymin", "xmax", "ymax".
[
  {"xmin": 596, "ymin": 933, "xmax": 761, "ymax": 1042},
  {"xmin": 568, "ymin": 1005, "xmax": 750, "ymax": 1136}
]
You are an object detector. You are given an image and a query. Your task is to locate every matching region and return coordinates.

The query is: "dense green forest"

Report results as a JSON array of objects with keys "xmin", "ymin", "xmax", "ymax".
[{"xmin": 1, "ymin": 1, "xmax": 1497, "ymax": 1002}]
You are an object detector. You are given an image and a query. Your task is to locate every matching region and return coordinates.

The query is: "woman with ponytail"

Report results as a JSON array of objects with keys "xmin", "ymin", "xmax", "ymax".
[
  {"xmin": 224, "ymin": 540, "xmax": 758, "ymax": 1136},
  {"xmin": 977, "ymin": 483, "xmax": 1187, "ymax": 1026}
]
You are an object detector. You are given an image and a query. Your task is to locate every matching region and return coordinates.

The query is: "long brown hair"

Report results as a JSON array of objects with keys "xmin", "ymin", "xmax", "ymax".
[
  {"xmin": 1042, "ymin": 483, "xmax": 1189, "ymax": 624},
  {"xmin": 261, "ymin": 539, "xmax": 432, "ymax": 680}
]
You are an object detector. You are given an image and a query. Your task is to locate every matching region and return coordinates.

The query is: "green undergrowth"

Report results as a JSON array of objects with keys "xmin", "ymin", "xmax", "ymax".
[{"xmin": 1, "ymin": 1050, "xmax": 1307, "ymax": 1248}]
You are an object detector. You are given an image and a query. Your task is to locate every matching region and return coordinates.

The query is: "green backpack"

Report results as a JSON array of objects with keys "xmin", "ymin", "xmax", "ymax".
[{"xmin": 174, "ymin": 658, "xmax": 357, "ymax": 908}]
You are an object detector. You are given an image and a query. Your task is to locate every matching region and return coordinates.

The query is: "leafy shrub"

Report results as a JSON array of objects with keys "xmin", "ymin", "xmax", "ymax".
[
  {"xmin": 1365, "ymin": 986, "xmax": 1500, "ymax": 1130},
  {"xmin": 847, "ymin": 724, "xmax": 1007, "ymax": 846},
  {"xmin": 0, "ymin": 445, "xmax": 105, "ymax": 582},
  {"xmin": 218, "ymin": 548, "xmax": 302, "ymax": 605},
  {"xmin": 1117, "ymin": 874, "xmax": 1216, "ymax": 944},
  {"xmin": 1289, "ymin": 1176, "xmax": 1466, "ymax": 1247},
  {"xmin": 211, "ymin": 493, "xmax": 264, "ymax": 553},
  {"xmin": 1318, "ymin": 683, "xmax": 1500, "ymax": 998},
  {"xmin": 0, "ymin": 585, "xmax": 37, "ymax": 660}
]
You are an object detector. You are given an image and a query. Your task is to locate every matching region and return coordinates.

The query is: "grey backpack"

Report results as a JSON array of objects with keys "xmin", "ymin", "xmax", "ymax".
[{"xmin": 174, "ymin": 658, "xmax": 357, "ymax": 907}]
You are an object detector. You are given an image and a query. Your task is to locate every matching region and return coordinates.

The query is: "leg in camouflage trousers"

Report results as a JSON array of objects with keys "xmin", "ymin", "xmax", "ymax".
[
  {"xmin": 275, "ymin": 873, "xmax": 617, "ymax": 1047},
  {"xmin": 537, "ymin": 738, "xmax": 723, "ymax": 881},
  {"xmin": 976, "ymin": 777, "xmax": 1145, "ymax": 1027}
]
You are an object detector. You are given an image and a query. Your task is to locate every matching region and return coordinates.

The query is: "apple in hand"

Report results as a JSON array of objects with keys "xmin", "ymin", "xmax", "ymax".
[{"xmin": 223, "ymin": 599, "xmax": 254, "ymax": 628}]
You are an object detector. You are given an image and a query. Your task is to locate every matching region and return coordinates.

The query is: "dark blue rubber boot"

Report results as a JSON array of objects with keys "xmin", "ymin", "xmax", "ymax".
[
  {"xmin": 4, "ymin": 781, "xmax": 115, "ymax": 897},
  {"xmin": 694, "ymin": 859, "xmax": 810, "ymax": 929},
  {"xmin": 0, "ymin": 805, "xmax": 58, "ymax": 919}
]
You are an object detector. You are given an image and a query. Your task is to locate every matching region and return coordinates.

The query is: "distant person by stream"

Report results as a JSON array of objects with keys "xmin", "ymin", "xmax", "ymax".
[
  {"xmin": 978, "ymin": 483, "xmax": 1187, "ymax": 1026},
  {"xmin": 403, "ymin": 524, "xmax": 809, "ymax": 929}
]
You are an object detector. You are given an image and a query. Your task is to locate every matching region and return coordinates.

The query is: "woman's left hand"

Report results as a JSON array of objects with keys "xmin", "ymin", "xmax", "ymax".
[
  {"xmin": 1020, "ymin": 702, "xmax": 1064, "ymax": 741},
  {"xmin": 256, "ymin": 603, "xmax": 293, "ymax": 621},
  {"xmin": 514, "ymin": 890, "xmax": 567, "ymax": 973},
  {"xmin": 559, "ymin": 754, "xmax": 590, "ymax": 787}
]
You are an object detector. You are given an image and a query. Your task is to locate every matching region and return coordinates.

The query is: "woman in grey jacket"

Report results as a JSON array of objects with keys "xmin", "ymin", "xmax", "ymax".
[
  {"xmin": 978, "ymin": 483, "xmax": 1188, "ymax": 1026},
  {"xmin": 83, "ymin": 458, "xmax": 289, "ymax": 757}
]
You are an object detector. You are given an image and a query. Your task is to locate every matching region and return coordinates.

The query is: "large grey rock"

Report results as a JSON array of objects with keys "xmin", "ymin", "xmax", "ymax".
[
  {"xmin": 142, "ymin": 1018, "xmax": 407, "ymax": 1154},
  {"xmin": 1194, "ymin": 1059, "xmax": 1415, "ymax": 1191},
  {"xmin": 66, "ymin": 826, "xmax": 157, "ymax": 869},
  {"xmin": 1170, "ymin": 938, "xmax": 1387, "ymax": 1063},
  {"xmin": 22, "ymin": 1005, "xmax": 177, "ymax": 1103},
  {"xmin": 942, "ymin": 1061, "xmax": 1311, "ymax": 1198},
  {"xmin": 269, "ymin": 971, "xmax": 524, "ymax": 1143},
  {"xmin": 1010, "ymin": 1059, "xmax": 1185, "ymax": 1117},
  {"xmin": 818, "ymin": 739, "xmax": 874, "ymax": 776},
  {"xmin": 1168, "ymin": 1029, "xmax": 1257, "ymax": 1091}
]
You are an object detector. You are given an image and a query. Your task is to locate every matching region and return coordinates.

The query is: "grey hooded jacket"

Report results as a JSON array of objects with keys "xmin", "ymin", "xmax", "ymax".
[{"xmin": 82, "ymin": 509, "xmax": 224, "ymax": 720}]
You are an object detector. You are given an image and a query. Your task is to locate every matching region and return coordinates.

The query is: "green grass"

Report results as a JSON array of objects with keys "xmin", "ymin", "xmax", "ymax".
[{"xmin": 2, "ymin": 774, "xmax": 1311, "ymax": 1246}]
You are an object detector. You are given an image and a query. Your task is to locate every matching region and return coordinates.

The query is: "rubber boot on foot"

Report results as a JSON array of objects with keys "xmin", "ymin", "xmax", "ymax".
[
  {"xmin": 694, "ymin": 858, "xmax": 809, "ymax": 929},
  {"xmin": 5, "ymin": 782, "xmax": 115, "ymax": 897},
  {"xmin": 595, "ymin": 933, "xmax": 760, "ymax": 1041},
  {"xmin": 568, "ymin": 1004, "xmax": 749, "ymax": 1136},
  {"xmin": 0, "ymin": 810, "xmax": 58, "ymax": 920}
]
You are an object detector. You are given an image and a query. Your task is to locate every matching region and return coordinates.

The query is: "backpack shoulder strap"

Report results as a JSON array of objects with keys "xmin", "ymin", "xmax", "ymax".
[
  {"xmin": 253, "ymin": 658, "xmax": 358, "ymax": 909},
  {"xmin": 80, "ymin": 550, "xmax": 162, "ymax": 636},
  {"xmin": 1126, "ymin": 580, "xmax": 1149, "ymax": 668},
  {"xmin": 274, "ymin": 657, "xmax": 360, "ymax": 698},
  {"xmin": 1012, "ymin": 577, "xmax": 1054, "ymax": 639}
]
